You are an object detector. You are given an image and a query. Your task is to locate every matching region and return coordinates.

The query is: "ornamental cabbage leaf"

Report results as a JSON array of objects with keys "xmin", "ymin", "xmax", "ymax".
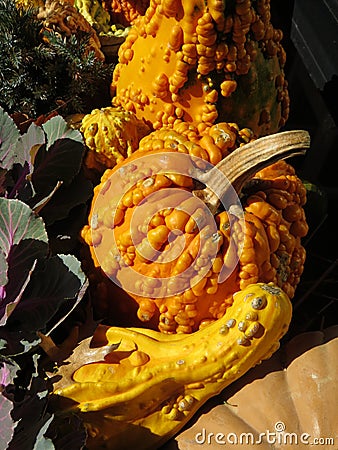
[
  {"xmin": 0, "ymin": 359, "xmax": 20, "ymax": 447},
  {"xmin": 0, "ymin": 107, "xmax": 21, "ymax": 169},
  {"xmin": 42, "ymin": 115, "xmax": 83, "ymax": 150},
  {"xmin": 6, "ymin": 254, "xmax": 86, "ymax": 334},
  {"xmin": 0, "ymin": 107, "xmax": 89, "ymax": 450},
  {"xmin": 0, "ymin": 197, "xmax": 48, "ymax": 325},
  {"xmin": 0, "ymin": 108, "xmax": 45, "ymax": 171}
]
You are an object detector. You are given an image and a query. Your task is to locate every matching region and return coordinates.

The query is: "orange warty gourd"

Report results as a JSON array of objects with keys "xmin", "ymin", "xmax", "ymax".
[
  {"xmin": 80, "ymin": 124, "xmax": 308, "ymax": 333},
  {"xmin": 111, "ymin": 0, "xmax": 289, "ymax": 136}
]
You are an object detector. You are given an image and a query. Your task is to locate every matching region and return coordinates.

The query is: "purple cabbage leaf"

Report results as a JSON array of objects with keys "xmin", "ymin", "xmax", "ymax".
[
  {"xmin": 0, "ymin": 197, "xmax": 48, "ymax": 326},
  {"xmin": 0, "ymin": 358, "xmax": 20, "ymax": 448},
  {"xmin": 6, "ymin": 254, "xmax": 87, "ymax": 335}
]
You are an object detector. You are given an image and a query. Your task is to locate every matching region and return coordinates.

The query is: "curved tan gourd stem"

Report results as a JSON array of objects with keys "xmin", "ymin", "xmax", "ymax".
[{"xmin": 194, "ymin": 130, "xmax": 310, "ymax": 214}]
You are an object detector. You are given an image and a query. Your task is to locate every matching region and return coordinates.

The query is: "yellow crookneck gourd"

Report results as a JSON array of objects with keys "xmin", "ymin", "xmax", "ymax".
[{"xmin": 53, "ymin": 282, "xmax": 292, "ymax": 450}]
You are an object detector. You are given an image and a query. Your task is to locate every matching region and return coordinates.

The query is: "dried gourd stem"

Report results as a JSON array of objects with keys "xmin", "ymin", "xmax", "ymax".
[{"xmin": 194, "ymin": 130, "xmax": 310, "ymax": 213}]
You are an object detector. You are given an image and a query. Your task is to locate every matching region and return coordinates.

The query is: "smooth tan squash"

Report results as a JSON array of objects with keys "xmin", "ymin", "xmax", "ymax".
[{"xmin": 165, "ymin": 326, "xmax": 338, "ymax": 449}]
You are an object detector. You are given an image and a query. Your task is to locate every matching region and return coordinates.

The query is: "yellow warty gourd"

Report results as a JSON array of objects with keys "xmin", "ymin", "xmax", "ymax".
[{"xmin": 81, "ymin": 106, "xmax": 151, "ymax": 173}]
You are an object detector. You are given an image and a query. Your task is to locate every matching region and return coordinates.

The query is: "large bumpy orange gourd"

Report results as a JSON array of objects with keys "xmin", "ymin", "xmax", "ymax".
[
  {"xmin": 111, "ymin": 0, "xmax": 289, "ymax": 136},
  {"xmin": 80, "ymin": 125, "xmax": 308, "ymax": 333}
]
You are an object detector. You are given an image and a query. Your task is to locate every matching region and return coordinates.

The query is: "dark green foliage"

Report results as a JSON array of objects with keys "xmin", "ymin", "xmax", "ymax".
[{"xmin": 0, "ymin": 0, "xmax": 113, "ymax": 117}]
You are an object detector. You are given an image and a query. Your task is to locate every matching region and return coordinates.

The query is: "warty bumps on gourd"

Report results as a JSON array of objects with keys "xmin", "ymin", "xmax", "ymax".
[
  {"xmin": 81, "ymin": 106, "xmax": 152, "ymax": 173},
  {"xmin": 80, "ymin": 122, "xmax": 308, "ymax": 333},
  {"xmin": 111, "ymin": 0, "xmax": 290, "ymax": 137}
]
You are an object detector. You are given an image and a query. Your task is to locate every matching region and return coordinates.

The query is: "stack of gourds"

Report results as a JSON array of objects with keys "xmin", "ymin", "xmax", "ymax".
[{"xmin": 52, "ymin": 1, "xmax": 311, "ymax": 449}]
